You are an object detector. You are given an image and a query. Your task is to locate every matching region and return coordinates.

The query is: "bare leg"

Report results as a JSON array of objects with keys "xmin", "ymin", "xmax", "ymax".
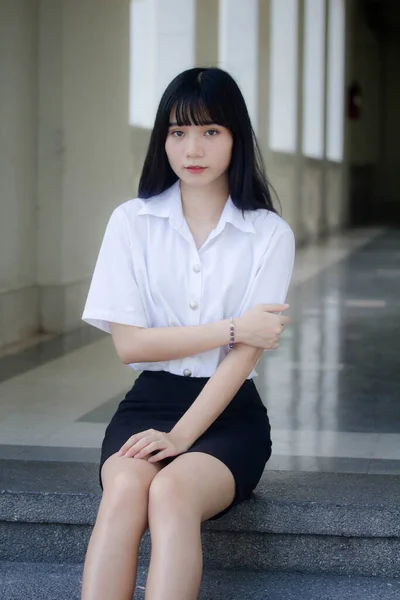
[
  {"xmin": 145, "ymin": 452, "xmax": 235, "ymax": 600},
  {"xmin": 81, "ymin": 453, "xmax": 163, "ymax": 600}
]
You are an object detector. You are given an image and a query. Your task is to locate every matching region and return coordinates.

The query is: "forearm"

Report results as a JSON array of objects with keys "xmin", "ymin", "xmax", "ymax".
[
  {"xmin": 171, "ymin": 344, "xmax": 264, "ymax": 445},
  {"xmin": 113, "ymin": 319, "xmax": 234, "ymax": 364}
]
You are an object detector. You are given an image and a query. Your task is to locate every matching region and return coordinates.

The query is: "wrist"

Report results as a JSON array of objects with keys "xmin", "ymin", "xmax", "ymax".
[
  {"xmin": 232, "ymin": 316, "xmax": 244, "ymax": 344},
  {"xmin": 170, "ymin": 423, "xmax": 195, "ymax": 450}
]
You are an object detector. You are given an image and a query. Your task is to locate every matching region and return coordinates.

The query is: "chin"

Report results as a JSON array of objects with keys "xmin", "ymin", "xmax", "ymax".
[{"xmin": 179, "ymin": 171, "xmax": 221, "ymax": 188}]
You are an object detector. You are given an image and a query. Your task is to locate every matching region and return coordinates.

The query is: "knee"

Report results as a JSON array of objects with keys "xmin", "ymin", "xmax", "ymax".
[
  {"xmin": 148, "ymin": 471, "xmax": 194, "ymax": 519},
  {"xmin": 101, "ymin": 457, "xmax": 154, "ymax": 509}
]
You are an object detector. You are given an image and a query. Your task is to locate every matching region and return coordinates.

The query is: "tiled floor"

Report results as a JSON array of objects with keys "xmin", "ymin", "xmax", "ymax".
[{"xmin": 1, "ymin": 227, "xmax": 399, "ymax": 475}]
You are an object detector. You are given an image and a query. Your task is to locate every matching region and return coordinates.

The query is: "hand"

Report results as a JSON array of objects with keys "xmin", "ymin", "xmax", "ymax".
[
  {"xmin": 235, "ymin": 304, "xmax": 290, "ymax": 350},
  {"xmin": 117, "ymin": 429, "xmax": 190, "ymax": 463}
]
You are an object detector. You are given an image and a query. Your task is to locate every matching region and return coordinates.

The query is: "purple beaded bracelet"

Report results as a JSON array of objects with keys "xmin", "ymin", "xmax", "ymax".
[{"xmin": 229, "ymin": 317, "xmax": 235, "ymax": 350}]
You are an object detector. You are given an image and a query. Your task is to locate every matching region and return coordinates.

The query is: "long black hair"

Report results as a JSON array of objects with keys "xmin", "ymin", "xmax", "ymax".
[{"xmin": 138, "ymin": 67, "xmax": 278, "ymax": 213}]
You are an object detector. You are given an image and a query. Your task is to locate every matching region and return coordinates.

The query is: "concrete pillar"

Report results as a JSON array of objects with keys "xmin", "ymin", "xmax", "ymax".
[
  {"xmin": 257, "ymin": 0, "xmax": 271, "ymax": 161},
  {"xmin": 195, "ymin": 0, "xmax": 219, "ymax": 66},
  {"xmin": 37, "ymin": 0, "xmax": 131, "ymax": 333},
  {"xmin": 295, "ymin": 0, "xmax": 305, "ymax": 242},
  {"xmin": 320, "ymin": 0, "xmax": 330, "ymax": 236}
]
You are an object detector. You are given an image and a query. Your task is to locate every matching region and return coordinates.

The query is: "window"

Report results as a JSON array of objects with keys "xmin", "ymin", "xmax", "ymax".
[
  {"xmin": 130, "ymin": 0, "xmax": 196, "ymax": 128},
  {"xmin": 268, "ymin": 0, "xmax": 298, "ymax": 153},
  {"xmin": 302, "ymin": 0, "xmax": 326, "ymax": 159},
  {"xmin": 326, "ymin": 0, "xmax": 345, "ymax": 161},
  {"xmin": 219, "ymin": 0, "xmax": 259, "ymax": 127}
]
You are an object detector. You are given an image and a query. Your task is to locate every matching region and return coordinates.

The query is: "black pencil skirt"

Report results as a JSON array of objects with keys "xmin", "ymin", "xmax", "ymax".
[{"xmin": 99, "ymin": 370, "xmax": 272, "ymax": 520}]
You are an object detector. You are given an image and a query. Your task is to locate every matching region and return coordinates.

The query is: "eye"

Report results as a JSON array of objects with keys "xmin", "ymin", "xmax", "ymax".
[
  {"xmin": 171, "ymin": 130, "xmax": 184, "ymax": 137},
  {"xmin": 205, "ymin": 129, "xmax": 219, "ymax": 136}
]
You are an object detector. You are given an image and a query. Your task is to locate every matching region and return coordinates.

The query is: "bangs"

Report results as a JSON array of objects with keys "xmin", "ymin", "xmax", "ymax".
[{"xmin": 170, "ymin": 92, "xmax": 229, "ymax": 128}]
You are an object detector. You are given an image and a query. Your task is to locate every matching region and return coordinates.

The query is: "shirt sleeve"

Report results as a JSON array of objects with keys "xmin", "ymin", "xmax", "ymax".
[
  {"xmin": 239, "ymin": 227, "xmax": 295, "ymax": 311},
  {"xmin": 82, "ymin": 207, "xmax": 148, "ymax": 334}
]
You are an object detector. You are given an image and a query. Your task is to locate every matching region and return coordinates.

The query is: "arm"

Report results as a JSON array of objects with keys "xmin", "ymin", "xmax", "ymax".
[
  {"xmin": 171, "ymin": 343, "xmax": 263, "ymax": 446},
  {"xmin": 110, "ymin": 300, "xmax": 287, "ymax": 364},
  {"xmin": 110, "ymin": 320, "xmax": 231, "ymax": 364}
]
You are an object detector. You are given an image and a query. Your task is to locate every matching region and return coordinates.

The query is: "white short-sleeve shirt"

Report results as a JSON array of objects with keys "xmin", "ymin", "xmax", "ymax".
[{"xmin": 82, "ymin": 180, "xmax": 295, "ymax": 378}]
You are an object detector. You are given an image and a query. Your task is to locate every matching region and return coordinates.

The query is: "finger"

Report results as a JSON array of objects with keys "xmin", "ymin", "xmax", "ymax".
[
  {"xmin": 118, "ymin": 434, "xmax": 139, "ymax": 455},
  {"xmin": 135, "ymin": 440, "xmax": 164, "ymax": 459},
  {"xmin": 119, "ymin": 429, "xmax": 158, "ymax": 455},
  {"xmin": 124, "ymin": 435, "xmax": 158, "ymax": 458},
  {"xmin": 148, "ymin": 448, "xmax": 172, "ymax": 463},
  {"xmin": 261, "ymin": 303, "xmax": 289, "ymax": 313},
  {"xmin": 120, "ymin": 434, "xmax": 152, "ymax": 457},
  {"xmin": 280, "ymin": 316, "xmax": 290, "ymax": 326}
]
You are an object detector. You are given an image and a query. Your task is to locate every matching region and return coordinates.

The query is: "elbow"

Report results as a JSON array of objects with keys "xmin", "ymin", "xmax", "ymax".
[
  {"xmin": 121, "ymin": 352, "xmax": 135, "ymax": 365},
  {"xmin": 122, "ymin": 344, "xmax": 142, "ymax": 364},
  {"xmin": 110, "ymin": 323, "xmax": 143, "ymax": 364},
  {"xmin": 113, "ymin": 340, "xmax": 139, "ymax": 365}
]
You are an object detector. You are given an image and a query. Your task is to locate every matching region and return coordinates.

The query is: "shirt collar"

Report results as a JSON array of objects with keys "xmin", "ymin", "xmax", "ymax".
[{"xmin": 137, "ymin": 180, "xmax": 256, "ymax": 234}]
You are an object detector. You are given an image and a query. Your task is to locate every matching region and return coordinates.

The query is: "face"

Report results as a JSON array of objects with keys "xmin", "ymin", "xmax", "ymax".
[{"xmin": 165, "ymin": 113, "xmax": 233, "ymax": 188}]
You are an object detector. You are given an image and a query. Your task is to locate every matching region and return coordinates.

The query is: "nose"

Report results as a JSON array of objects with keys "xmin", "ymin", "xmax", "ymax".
[{"xmin": 185, "ymin": 134, "xmax": 204, "ymax": 158}]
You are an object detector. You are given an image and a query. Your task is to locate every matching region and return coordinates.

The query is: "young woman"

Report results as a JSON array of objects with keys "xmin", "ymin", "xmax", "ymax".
[{"xmin": 81, "ymin": 67, "xmax": 295, "ymax": 600}]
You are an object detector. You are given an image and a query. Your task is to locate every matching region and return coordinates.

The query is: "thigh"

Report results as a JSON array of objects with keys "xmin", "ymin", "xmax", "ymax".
[{"xmin": 150, "ymin": 452, "xmax": 236, "ymax": 522}]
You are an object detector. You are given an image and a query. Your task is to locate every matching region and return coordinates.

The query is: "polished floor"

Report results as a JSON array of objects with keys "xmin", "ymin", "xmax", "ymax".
[{"xmin": 0, "ymin": 227, "xmax": 399, "ymax": 475}]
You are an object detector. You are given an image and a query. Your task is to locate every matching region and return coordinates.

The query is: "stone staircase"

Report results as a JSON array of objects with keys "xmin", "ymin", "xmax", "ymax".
[{"xmin": 0, "ymin": 459, "xmax": 399, "ymax": 599}]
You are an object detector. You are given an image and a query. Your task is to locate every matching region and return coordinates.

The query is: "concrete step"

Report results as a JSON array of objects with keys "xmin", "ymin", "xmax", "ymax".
[
  {"xmin": 0, "ymin": 561, "xmax": 399, "ymax": 600},
  {"xmin": 1, "ymin": 459, "xmax": 400, "ymax": 577}
]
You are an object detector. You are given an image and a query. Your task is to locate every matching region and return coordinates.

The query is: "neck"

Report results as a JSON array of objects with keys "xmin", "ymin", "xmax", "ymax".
[{"xmin": 180, "ymin": 175, "xmax": 229, "ymax": 223}]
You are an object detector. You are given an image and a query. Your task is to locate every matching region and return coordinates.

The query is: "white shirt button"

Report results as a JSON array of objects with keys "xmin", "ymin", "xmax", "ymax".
[
  {"xmin": 193, "ymin": 264, "xmax": 201, "ymax": 273},
  {"xmin": 189, "ymin": 300, "xmax": 199, "ymax": 310},
  {"xmin": 183, "ymin": 368, "xmax": 192, "ymax": 377}
]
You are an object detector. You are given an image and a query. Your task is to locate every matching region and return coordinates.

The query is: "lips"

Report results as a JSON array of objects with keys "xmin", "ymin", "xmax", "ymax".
[{"xmin": 185, "ymin": 166, "xmax": 207, "ymax": 173}]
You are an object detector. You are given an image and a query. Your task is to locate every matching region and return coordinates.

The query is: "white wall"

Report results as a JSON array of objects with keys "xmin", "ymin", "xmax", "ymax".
[
  {"xmin": 37, "ymin": 0, "xmax": 132, "ymax": 332},
  {"xmin": 0, "ymin": 0, "xmax": 39, "ymax": 347},
  {"xmin": 62, "ymin": 0, "xmax": 132, "ymax": 283}
]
